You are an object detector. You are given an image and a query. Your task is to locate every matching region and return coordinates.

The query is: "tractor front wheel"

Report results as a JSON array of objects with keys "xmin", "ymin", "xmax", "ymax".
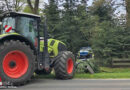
[
  {"xmin": 0, "ymin": 40, "xmax": 35, "ymax": 85},
  {"xmin": 54, "ymin": 51, "xmax": 75, "ymax": 79}
]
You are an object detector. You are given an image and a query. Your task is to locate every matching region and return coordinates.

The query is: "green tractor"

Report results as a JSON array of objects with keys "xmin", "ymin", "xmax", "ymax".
[{"xmin": 0, "ymin": 12, "xmax": 75, "ymax": 85}]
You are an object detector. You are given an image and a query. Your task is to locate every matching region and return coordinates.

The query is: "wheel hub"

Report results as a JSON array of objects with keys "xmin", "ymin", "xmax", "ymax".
[
  {"xmin": 67, "ymin": 58, "xmax": 74, "ymax": 74},
  {"xmin": 9, "ymin": 61, "xmax": 16, "ymax": 68}
]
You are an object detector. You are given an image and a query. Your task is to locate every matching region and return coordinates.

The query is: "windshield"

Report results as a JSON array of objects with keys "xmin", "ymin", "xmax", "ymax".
[{"xmin": 1, "ymin": 17, "xmax": 15, "ymax": 34}]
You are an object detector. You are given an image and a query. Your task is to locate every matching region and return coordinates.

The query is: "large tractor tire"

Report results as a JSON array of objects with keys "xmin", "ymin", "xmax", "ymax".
[
  {"xmin": 54, "ymin": 51, "xmax": 75, "ymax": 79},
  {"xmin": 0, "ymin": 40, "xmax": 35, "ymax": 85}
]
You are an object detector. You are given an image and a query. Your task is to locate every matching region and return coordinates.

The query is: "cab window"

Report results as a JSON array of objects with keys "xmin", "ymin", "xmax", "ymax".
[
  {"xmin": 1, "ymin": 17, "xmax": 15, "ymax": 34},
  {"xmin": 16, "ymin": 16, "xmax": 37, "ymax": 44}
]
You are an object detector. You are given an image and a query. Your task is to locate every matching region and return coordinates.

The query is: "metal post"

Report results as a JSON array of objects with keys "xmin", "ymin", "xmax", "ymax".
[{"xmin": 43, "ymin": 16, "xmax": 50, "ymax": 70}]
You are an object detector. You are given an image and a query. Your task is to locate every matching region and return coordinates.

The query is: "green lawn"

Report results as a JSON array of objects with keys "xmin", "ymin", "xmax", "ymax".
[{"xmin": 35, "ymin": 67, "xmax": 130, "ymax": 79}]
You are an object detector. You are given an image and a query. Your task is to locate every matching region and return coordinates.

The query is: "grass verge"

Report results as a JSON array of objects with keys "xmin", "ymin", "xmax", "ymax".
[{"xmin": 35, "ymin": 67, "xmax": 130, "ymax": 79}]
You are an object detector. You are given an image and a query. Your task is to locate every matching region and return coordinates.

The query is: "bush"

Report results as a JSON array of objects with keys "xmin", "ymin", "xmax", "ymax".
[{"xmin": 76, "ymin": 59, "xmax": 100, "ymax": 73}]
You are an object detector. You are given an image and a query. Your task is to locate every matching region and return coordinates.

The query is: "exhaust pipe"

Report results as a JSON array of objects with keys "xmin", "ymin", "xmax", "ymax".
[{"xmin": 43, "ymin": 16, "xmax": 50, "ymax": 70}]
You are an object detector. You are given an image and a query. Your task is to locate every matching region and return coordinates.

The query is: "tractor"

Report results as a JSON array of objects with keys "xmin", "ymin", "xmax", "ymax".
[{"xmin": 0, "ymin": 12, "xmax": 75, "ymax": 85}]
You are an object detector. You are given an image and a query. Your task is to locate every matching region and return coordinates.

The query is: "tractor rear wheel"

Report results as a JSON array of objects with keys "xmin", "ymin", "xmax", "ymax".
[
  {"xmin": 0, "ymin": 40, "xmax": 35, "ymax": 85},
  {"xmin": 54, "ymin": 51, "xmax": 75, "ymax": 79}
]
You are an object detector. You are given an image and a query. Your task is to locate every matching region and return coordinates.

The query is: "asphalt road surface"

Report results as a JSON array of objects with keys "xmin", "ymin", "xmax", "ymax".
[{"xmin": 1, "ymin": 79, "xmax": 130, "ymax": 90}]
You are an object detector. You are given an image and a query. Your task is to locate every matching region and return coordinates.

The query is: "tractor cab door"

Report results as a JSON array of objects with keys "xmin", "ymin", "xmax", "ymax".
[{"xmin": 16, "ymin": 16, "xmax": 38, "ymax": 45}]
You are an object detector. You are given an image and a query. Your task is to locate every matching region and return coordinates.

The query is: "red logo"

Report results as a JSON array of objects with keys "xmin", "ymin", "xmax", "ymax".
[{"xmin": 5, "ymin": 25, "xmax": 12, "ymax": 32}]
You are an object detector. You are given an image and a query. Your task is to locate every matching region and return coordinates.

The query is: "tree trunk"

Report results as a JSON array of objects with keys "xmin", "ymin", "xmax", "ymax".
[
  {"xmin": 126, "ymin": 0, "xmax": 130, "ymax": 29},
  {"xmin": 27, "ymin": 0, "xmax": 39, "ymax": 14}
]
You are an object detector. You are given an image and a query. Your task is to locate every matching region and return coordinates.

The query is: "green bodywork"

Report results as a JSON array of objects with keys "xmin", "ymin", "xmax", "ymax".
[
  {"xmin": 40, "ymin": 38, "xmax": 66, "ymax": 57},
  {"xmin": 0, "ymin": 33, "xmax": 66, "ymax": 57},
  {"xmin": 0, "ymin": 33, "xmax": 19, "ymax": 37}
]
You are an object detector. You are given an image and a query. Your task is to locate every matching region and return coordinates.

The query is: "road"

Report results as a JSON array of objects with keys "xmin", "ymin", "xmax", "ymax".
[{"xmin": 1, "ymin": 79, "xmax": 130, "ymax": 90}]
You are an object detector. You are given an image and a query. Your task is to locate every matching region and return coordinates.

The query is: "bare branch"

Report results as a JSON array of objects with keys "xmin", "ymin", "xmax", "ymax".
[{"xmin": 4, "ymin": 0, "xmax": 10, "ymax": 11}]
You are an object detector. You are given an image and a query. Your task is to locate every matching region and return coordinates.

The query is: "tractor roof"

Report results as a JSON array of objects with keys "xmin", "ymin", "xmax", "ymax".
[{"xmin": 1, "ymin": 11, "xmax": 40, "ymax": 19}]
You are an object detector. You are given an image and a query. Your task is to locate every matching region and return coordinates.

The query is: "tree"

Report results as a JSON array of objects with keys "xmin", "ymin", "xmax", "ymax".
[
  {"xmin": 58, "ymin": 0, "xmax": 85, "ymax": 53},
  {"xmin": 4, "ymin": 0, "xmax": 26, "ymax": 11},
  {"xmin": 84, "ymin": 0, "xmax": 130, "ymax": 66},
  {"xmin": 43, "ymin": 0, "xmax": 60, "ymax": 37},
  {"xmin": 27, "ymin": 0, "xmax": 39, "ymax": 14},
  {"xmin": 125, "ymin": 0, "xmax": 130, "ymax": 28},
  {"xmin": 23, "ymin": 5, "xmax": 34, "ymax": 14},
  {"xmin": 90, "ymin": 0, "xmax": 115, "ymax": 22},
  {"xmin": 0, "ymin": 1, "xmax": 5, "ymax": 14}
]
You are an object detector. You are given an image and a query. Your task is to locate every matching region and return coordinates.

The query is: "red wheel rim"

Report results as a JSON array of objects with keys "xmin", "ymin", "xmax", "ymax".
[
  {"xmin": 3, "ymin": 50, "xmax": 29, "ymax": 79},
  {"xmin": 67, "ymin": 58, "xmax": 73, "ymax": 74}
]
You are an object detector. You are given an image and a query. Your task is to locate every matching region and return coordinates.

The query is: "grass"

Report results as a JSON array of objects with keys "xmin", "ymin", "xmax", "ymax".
[
  {"xmin": 35, "ymin": 67, "xmax": 130, "ymax": 79},
  {"xmin": 76, "ymin": 67, "xmax": 130, "ymax": 79}
]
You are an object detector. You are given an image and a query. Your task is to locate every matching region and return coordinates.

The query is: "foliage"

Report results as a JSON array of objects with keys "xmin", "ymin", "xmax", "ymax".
[
  {"xmin": 43, "ymin": 0, "xmax": 60, "ymax": 38},
  {"xmin": 23, "ymin": 5, "xmax": 34, "ymax": 14},
  {"xmin": 76, "ymin": 60, "xmax": 89, "ymax": 73},
  {"xmin": 87, "ymin": 0, "xmax": 130, "ymax": 66},
  {"xmin": 75, "ymin": 67, "xmax": 130, "ymax": 79},
  {"xmin": 42, "ymin": 0, "xmax": 129, "ymax": 67},
  {"xmin": 76, "ymin": 59, "xmax": 100, "ymax": 73},
  {"xmin": 43, "ymin": 0, "xmax": 88, "ymax": 54},
  {"xmin": 27, "ymin": 0, "xmax": 39, "ymax": 14}
]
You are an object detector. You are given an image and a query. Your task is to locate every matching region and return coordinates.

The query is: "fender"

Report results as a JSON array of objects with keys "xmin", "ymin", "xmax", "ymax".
[{"xmin": 0, "ymin": 33, "xmax": 36, "ymax": 53}]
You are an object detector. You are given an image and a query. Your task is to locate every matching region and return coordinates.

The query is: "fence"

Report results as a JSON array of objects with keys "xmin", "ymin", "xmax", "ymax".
[{"xmin": 112, "ymin": 58, "xmax": 130, "ymax": 67}]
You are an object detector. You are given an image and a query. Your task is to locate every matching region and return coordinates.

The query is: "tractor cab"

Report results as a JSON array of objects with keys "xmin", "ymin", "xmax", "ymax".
[{"xmin": 0, "ymin": 12, "xmax": 40, "ymax": 44}]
